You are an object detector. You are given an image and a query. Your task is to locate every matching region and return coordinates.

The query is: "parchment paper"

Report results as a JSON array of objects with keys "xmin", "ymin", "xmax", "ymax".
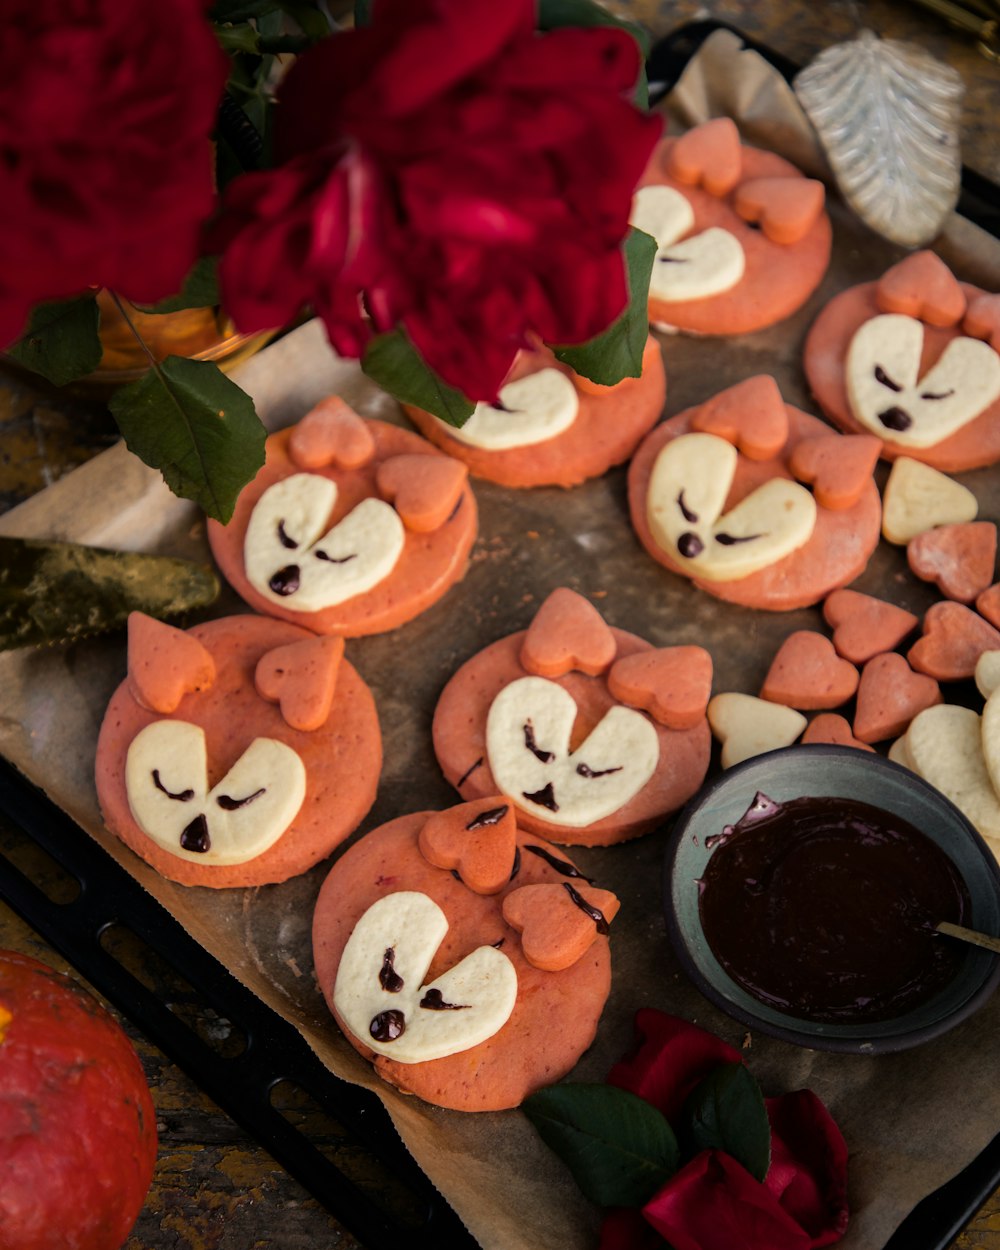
[{"xmin": 2, "ymin": 30, "xmax": 1000, "ymax": 1250}]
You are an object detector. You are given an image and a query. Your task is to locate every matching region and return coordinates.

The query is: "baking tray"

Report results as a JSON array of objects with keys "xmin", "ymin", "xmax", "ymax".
[{"xmin": 1, "ymin": 20, "xmax": 999, "ymax": 1250}]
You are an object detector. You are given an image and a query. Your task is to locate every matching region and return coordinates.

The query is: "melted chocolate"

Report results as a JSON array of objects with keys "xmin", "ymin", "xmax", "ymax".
[
  {"xmin": 677, "ymin": 491, "xmax": 698, "ymax": 523},
  {"xmin": 269, "ymin": 564, "xmax": 300, "ymax": 595},
  {"xmin": 379, "ymin": 947, "xmax": 404, "ymax": 993},
  {"xmin": 576, "ymin": 762, "xmax": 622, "ymax": 779},
  {"xmin": 456, "ymin": 757, "xmax": 484, "ymax": 788},
  {"xmin": 153, "ymin": 770, "xmax": 194, "ymax": 802},
  {"xmin": 698, "ymin": 793, "xmax": 971, "ymax": 1023},
  {"xmin": 523, "ymin": 782, "xmax": 558, "ymax": 811},
  {"xmin": 216, "ymin": 787, "xmax": 265, "ymax": 811},
  {"xmin": 369, "ymin": 1010, "xmax": 406, "ymax": 1042},
  {"xmin": 277, "ymin": 520, "xmax": 298, "ymax": 549},
  {"xmin": 920, "ymin": 388, "xmax": 955, "ymax": 401},
  {"xmin": 677, "ymin": 532, "xmax": 703, "ymax": 558},
  {"xmin": 878, "ymin": 406, "xmax": 913, "ymax": 432},
  {"xmin": 525, "ymin": 844, "xmax": 592, "ymax": 882},
  {"xmin": 509, "ymin": 846, "xmax": 521, "ymax": 881},
  {"xmin": 314, "ymin": 549, "xmax": 356, "ymax": 564},
  {"xmin": 180, "ymin": 813, "xmax": 210, "ymax": 854},
  {"xmin": 716, "ymin": 532, "xmax": 762, "ymax": 546},
  {"xmin": 564, "ymin": 881, "xmax": 610, "ymax": 935},
  {"xmin": 466, "ymin": 805, "xmax": 509, "ymax": 830},
  {"xmin": 524, "ymin": 720, "xmax": 555, "ymax": 764},
  {"xmin": 874, "ymin": 365, "xmax": 902, "ymax": 393},
  {"xmin": 419, "ymin": 988, "xmax": 469, "ymax": 1011}
]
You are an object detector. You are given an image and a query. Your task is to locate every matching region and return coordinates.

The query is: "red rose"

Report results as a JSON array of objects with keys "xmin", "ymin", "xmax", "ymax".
[
  {"xmin": 212, "ymin": 0, "xmax": 661, "ymax": 399},
  {"xmin": 0, "ymin": 0, "xmax": 228, "ymax": 347}
]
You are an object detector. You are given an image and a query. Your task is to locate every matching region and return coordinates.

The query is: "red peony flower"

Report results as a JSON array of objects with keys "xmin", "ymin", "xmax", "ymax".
[
  {"xmin": 602, "ymin": 1011, "xmax": 849, "ymax": 1250},
  {"xmin": 212, "ymin": 0, "xmax": 662, "ymax": 399},
  {"xmin": 0, "ymin": 0, "xmax": 228, "ymax": 348}
]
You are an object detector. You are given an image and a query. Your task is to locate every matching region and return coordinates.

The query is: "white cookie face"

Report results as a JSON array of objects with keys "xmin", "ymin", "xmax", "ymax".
[
  {"xmin": 485, "ymin": 676, "xmax": 659, "ymax": 828},
  {"xmin": 646, "ymin": 432, "xmax": 816, "ymax": 581},
  {"xmin": 244, "ymin": 473, "xmax": 405, "ymax": 610},
  {"xmin": 441, "ymin": 368, "xmax": 579, "ymax": 451},
  {"xmin": 333, "ymin": 892, "xmax": 517, "ymax": 1063},
  {"xmin": 630, "ymin": 185, "xmax": 745, "ymax": 302},
  {"xmin": 847, "ymin": 314, "xmax": 1000, "ymax": 447},
  {"xmin": 125, "ymin": 721, "xmax": 306, "ymax": 865}
]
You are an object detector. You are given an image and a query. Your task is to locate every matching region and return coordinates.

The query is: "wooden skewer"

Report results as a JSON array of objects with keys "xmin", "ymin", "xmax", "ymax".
[{"xmin": 936, "ymin": 921, "xmax": 1000, "ymax": 955}]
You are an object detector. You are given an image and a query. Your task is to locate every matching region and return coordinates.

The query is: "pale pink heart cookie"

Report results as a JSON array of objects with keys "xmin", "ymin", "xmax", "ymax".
[
  {"xmin": 127, "ymin": 614, "xmax": 215, "ymax": 714},
  {"xmin": 519, "ymin": 587, "xmax": 616, "ymax": 678},
  {"xmin": 254, "ymin": 634, "xmax": 344, "ymax": 732},
  {"xmin": 375, "ymin": 454, "xmax": 468, "ymax": 533},
  {"xmin": 288, "ymin": 397, "xmax": 375, "ymax": 470},
  {"xmin": 822, "ymin": 589, "xmax": 919, "ymax": 664},
  {"xmin": 688, "ymin": 375, "xmax": 788, "ymax": 461},
  {"xmin": 789, "ymin": 433, "xmax": 882, "ymax": 511},
  {"xmin": 908, "ymin": 601, "xmax": 1000, "ymax": 681},
  {"xmin": 875, "ymin": 252, "xmax": 966, "ymax": 327},
  {"xmin": 733, "ymin": 176, "xmax": 825, "ymax": 245},
  {"xmin": 853, "ymin": 652, "xmax": 942, "ymax": 743},
  {"xmin": 666, "ymin": 117, "xmax": 742, "ymax": 196},
  {"xmin": 607, "ymin": 646, "xmax": 713, "ymax": 731},
  {"xmin": 418, "ymin": 797, "xmax": 518, "ymax": 896},
  {"xmin": 977, "ymin": 584, "xmax": 1000, "ymax": 629},
  {"xmin": 966, "ymin": 293, "xmax": 1000, "ymax": 352},
  {"xmin": 502, "ymin": 882, "xmax": 621, "ymax": 972},
  {"xmin": 907, "ymin": 522, "xmax": 997, "ymax": 604},
  {"xmin": 760, "ymin": 631, "xmax": 859, "ymax": 710},
  {"xmin": 801, "ymin": 714, "xmax": 875, "ymax": 753}
]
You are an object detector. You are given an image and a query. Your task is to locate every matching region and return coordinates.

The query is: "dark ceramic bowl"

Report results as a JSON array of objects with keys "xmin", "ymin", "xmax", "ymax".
[{"xmin": 664, "ymin": 744, "xmax": 1000, "ymax": 1053}]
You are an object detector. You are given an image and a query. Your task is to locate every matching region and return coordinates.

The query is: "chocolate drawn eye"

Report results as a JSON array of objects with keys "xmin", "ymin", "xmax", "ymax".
[
  {"xmin": 152, "ymin": 770, "xmax": 194, "ymax": 802},
  {"xmin": 920, "ymin": 388, "xmax": 955, "ymax": 401},
  {"xmin": 277, "ymin": 520, "xmax": 299, "ymax": 549},
  {"xmin": 874, "ymin": 365, "xmax": 902, "ymax": 393},
  {"xmin": 314, "ymin": 549, "xmax": 357, "ymax": 564},
  {"xmin": 715, "ymin": 531, "xmax": 764, "ymax": 546},
  {"xmin": 575, "ymin": 763, "xmax": 623, "ymax": 779},
  {"xmin": 523, "ymin": 720, "xmax": 555, "ymax": 764},
  {"xmin": 677, "ymin": 490, "xmax": 698, "ymax": 523},
  {"xmin": 216, "ymin": 787, "xmax": 266, "ymax": 811}
]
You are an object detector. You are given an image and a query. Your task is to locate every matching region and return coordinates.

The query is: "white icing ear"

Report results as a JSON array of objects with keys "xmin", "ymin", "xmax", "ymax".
[
  {"xmin": 125, "ymin": 721, "xmax": 306, "ymax": 865},
  {"xmin": 244, "ymin": 473, "xmax": 405, "ymax": 610},
  {"xmin": 630, "ymin": 185, "xmax": 744, "ymax": 301},
  {"xmin": 333, "ymin": 892, "xmax": 517, "ymax": 1063},
  {"xmin": 646, "ymin": 432, "xmax": 816, "ymax": 581},
  {"xmin": 443, "ymin": 369, "xmax": 579, "ymax": 450},
  {"xmin": 485, "ymin": 676, "xmax": 659, "ymax": 828},
  {"xmin": 847, "ymin": 314, "xmax": 1000, "ymax": 447}
]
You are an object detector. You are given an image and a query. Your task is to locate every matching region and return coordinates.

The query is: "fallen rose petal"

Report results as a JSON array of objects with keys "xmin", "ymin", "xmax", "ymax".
[{"xmin": 766, "ymin": 1092, "xmax": 850, "ymax": 1247}]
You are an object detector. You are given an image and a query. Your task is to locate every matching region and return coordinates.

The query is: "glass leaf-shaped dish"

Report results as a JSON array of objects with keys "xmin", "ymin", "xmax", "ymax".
[{"xmin": 793, "ymin": 30, "xmax": 963, "ymax": 248}]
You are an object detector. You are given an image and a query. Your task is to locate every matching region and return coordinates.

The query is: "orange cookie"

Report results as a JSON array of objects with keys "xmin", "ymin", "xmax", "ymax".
[
  {"xmin": 801, "ymin": 714, "xmax": 875, "ymax": 753},
  {"xmin": 311, "ymin": 801, "xmax": 615, "ymax": 1111},
  {"xmin": 403, "ymin": 337, "xmax": 665, "ymax": 488},
  {"xmin": 853, "ymin": 653, "xmax": 942, "ymax": 744},
  {"xmin": 627, "ymin": 378, "xmax": 882, "ymax": 610},
  {"xmin": 804, "ymin": 253, "xmax": 1000, "ymax": 471},
  {"xmin": 908, "ymin": 602, "xmax": 1000, "ymax": 681},
  {"xmin": 432, "ymin": 589, "xmax": 711, "ymax": 846},
  {"xmin": 95, "ymin": 614, "xmax": 381, "ymax": 887},
  {"xmin": 206, "ymin": 399, "xmax": 478, "ymax": 636},
  {"xmin": 822, "ymin": 589, "xmax": 919, "ymax": 664},
  {"xmin": 630, "ymin": 121, "xmax": 831, "ymax": 335},
  {"xmin": 760, "ymin": 631, "xmax": 859, "ymax": 710},
  {"xmin": 907, "ymin": 522, "xmax": 997, "ymax": 604}
]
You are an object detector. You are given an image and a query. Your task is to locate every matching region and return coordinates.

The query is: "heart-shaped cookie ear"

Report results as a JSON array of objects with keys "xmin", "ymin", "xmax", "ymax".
[
  {"xmin": 127, "ymin": 613, "xmax": 215, "ymax": 713},
  {"xmin": 907, "ymin": 521, "xmax": 997, "ymax": 604},
  {"xmin": 375, "ymin": 454, "xmax": 468, "ymax": 532},
  {"xmin": 789, "ymin": 433, "xmax": 881, "ymax": 510},
  {"xmin": 689, "ymin": 375, "xmax": 788, "ymax": 461},
  {"xmin": 665, "ymin": 118, "xmax": 742, "ymax": 197},
  {"xmin": 802, "ymin": 713, "xmax": 875, "ymax": 753},
  {"xmin": 875, "ymin": 252, "xmax": 966, "ymax": 327},
  {"xmin": 760, "ymin": 631, "xmax": 859, "ymax": 710},
  {"xmin": 607, "ymin": 646, "xmax": 712, "ymax": 729},
  {"xmin": 706, "ymin": 692, "xmax": 806, "ymax": 768},
  {"xmin": 907, "ymin": 601, "xmax": 1000, "ymax": 681},
  {"xmin": 520, "ymin": 588, "xmax": 616, "ymax": 678},
  {"xmin": 822, "ymin": 589, "xmax": 918, "ymax": 664},
  {"xmin": 502, "ymin": 881, "xmax": 620, "ymax": 971},
  {"xmin": 418, "ymin": 798, "xmax": 518, "ymax": 895},
  {"xmin": 734, "ymin": 176, "xmax": 825, "ymax": 244},
  {"xmin": 964, "ymin": 293, "xmax": 1000, "ymax": 353},
  {"xmin": 255, "ymin": 634, "xmax": 344, "ymax": 731},
  {"xmin": 852, "ymin": 652, "xmax": 941, "ymax": 743},
  {"xmin": 288, "ymin": 397, "xmax": 376, "ymax": 470}
]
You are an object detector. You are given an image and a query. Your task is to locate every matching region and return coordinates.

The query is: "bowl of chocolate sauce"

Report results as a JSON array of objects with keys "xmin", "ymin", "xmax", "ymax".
[{"xmin": 664, "ymin": 745, "xmax": 1000, "ymax": 1052}]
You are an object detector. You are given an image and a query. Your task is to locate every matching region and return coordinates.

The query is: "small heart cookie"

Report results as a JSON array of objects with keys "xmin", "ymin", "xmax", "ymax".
[
  {"xmin": 376, "ymin": 454, "xmax": 469, "ymax": 533},
  {"xmin": 881, "ymin": 458, "xmax": 979, "ymax": 546},
  {"xmin": 688, "ymin": 375, "xmax": 788, "ymax": 461},
  {"xmin": 519, "ymin": 587, "xmax": 617, "ymax": 678},
  {"xmin": 734, "ymin": 176, "xmax": 825, "ymax": 245},
  {"xmin": 127, "ymin": 613, "xmax": 216, "ymax": 714},
  {"xmin": 502, "ymin": 881, "xmax": 620, "ymax": 972},
  {"xmin": 254, "ymin": 634, "xmax": 344, "ymax": 731},
  {"xmin": 976, "ymin": 584, "xmax": 1000, "ymax": 630},
  {"xmin": 907, "ymin": 522, "xmax": 997, "ymax": 603},
  {"xmin": 975, "ymin": 650, "xmax": 1000, "ymax": 699},
  {"xmin": 607, "ymin": 646, "xmax": 712, "ymax": 730},
  {"xmin": 965, "ymin": 293, "xmax": 1000, "ymax": 353},
  {"xmin": 875, "ymin": 251, "xmax": 966, "ymax": 327},
  {"xmin": 801, "ymin": 713, "xmax": 875, "ymax": 753},
  {"xmin": 665, "ymin": 117, "xmax": 742, "ymax": 197},
  {"xmin": 908, "ymin": 601, "xmax": 1000, "ymax": 681},
  {"xmin": 789, "ymin": 433, "xmax": 881, "ymax": 511},
  {"xmin": 853, "ymin": 653, "xmax": 942, "ymax": 743},
  {"xmin": 707, "ymin": 692, "xmax": 806, "ymax": 769},
  {"xmin": 907, "ymin": 704, "xmax": 1000, "ymax": 841},
  {"xmin": 289, "ymin": 397, "xmax": 375, "ymax": 470},
  {"xmin": 760, "ymin": 631, "xmax": 858, "ymax": 710},
  {"xmin": 418, "ymin": 797, "xmax": 518, "ymax": 895},
  {"xmin": 822, "ymin": 589, "xmax": 919, "ymax": 664}
]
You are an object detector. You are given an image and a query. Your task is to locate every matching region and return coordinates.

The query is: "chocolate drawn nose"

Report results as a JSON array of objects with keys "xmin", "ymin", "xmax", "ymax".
[
  {"xmin": 677, "ymin": 532, "xmax": 704, "ymax": 558},
  {"xmin": 180, "ymin": 813, "xmax": 210, "ymax": 854},
  {"xmin": 269, "ymin": 564, "xmax": 301, "ymax": 595},
  {"xmin": 878, "ymin": 406, "xmax": 913, "ymax": 432}
]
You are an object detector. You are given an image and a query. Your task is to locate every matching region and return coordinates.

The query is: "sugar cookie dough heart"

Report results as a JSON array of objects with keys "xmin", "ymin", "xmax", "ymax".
[
  {"xmin": 881, "ymin": 457, "xmax": 978, "ymax": 545},
  {"xmin": 333, "ymin": 892, "xmax": 518, "ymax": 1064},
  {"xmin": 519, "ymin": 587, "xmax": 616, "ymax": 678},
  {"xmin": 976, "ymin": 650, "xmax": 1000, "ymax": 699},
  {"xmin": 875, "ymin": 251, "xmax": 966, "ymax": 327},
  {"xmin": 666, "ymin": 117, "xmax": 742, "ymax": 195},
  {"xmin": 376, "ymin": 454, "xmax": 468, "ymax": 533},
  {"xmin": 822, "ymin": 589, "xmax": 918, "ymax": 664},
  {"xmin": 908, "ymin": 601, "xmax": 1000, "ymax": 680},
  {"xmin": 607, "ymin": 646, "xmax": 712, "ymax": 730},
  {"xmin": 418, "ymin": 798, "xmax": 518, "ymax": 895},
  {"xmin": 853, "ymin": 653, "xmax": 942, "ymax": 743},
  {"xmin": 706, "ymin": 692, "xmax": 806, "ymax": 768},
  {"xmin": 734, "ymin": 176, "xmax": 825, "ymax": 245},
  {"xmin": 907, "ymin": 705, "xmax": 1000, "ymax": 841},
  {"xmin": 688, "ymin": 375, "xmax": 788, "ymax": 461},
  {"xmin": 760, "ymin": 631, "xmax": 858, "ymax": 710},
  {"xmin": 289, "ymin": 397, "xmax": 375, "ymax": 470},
  {"xmin": 907, "ymin": 522, "xmax": 997, "ymax": 603},
  {"xmin": 801, "ymin": 713, "xmax": 874, "ymax": 752},
  {"xmin": 127, "ymin": 613, "xmax": 216, "ymax": 714},
  {"xmin": 502, "ymin": 881, "xmax": 620, "ymax": 972},
  {"xmin": 254, "ymin": 634, "xmax": 344, "ymax": 731},
  {"xmin": 789, "ymin": 433, "xmax": 881, "ymax": 510}
]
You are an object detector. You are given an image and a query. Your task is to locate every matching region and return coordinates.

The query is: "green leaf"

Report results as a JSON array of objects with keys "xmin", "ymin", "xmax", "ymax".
[
  {"xmin": 523, "ymin": 1083, "xmax": 679, "ymax": 1209},
  {"xmin": 536, "ymin": 0, "xmax": 650, "ymax": 105},
  {"xmin": 210, "ymin": 0, "xmax": 273, "ymax": 20},
  {"xmin": 134, "ymin": 258, "xmax": 220, "ymax": 316},
  {"xmin": 551, "ymin": 227, "xmax": 656, "ymax": 386},
  {"xmin": 681, "ymin": 1063, "xmax": 772, "ymax": 1183},
  {"xmin": 7, "ymin": 295, "xmax": 103, "ymax": 387},
  {"xmin": 361, "ymin": 328, "xmax": 476, "ymax": 427},
  {"xmin": 109, "ymin": 357, "xmax": 266, "ymax": 524},
  {"xmin": 276, "ymin": 1, "xmax": 333, "ymax": 39},
  {"xmin": 215, "ymin": 22, "xmax": 262, "ymax": 55}
]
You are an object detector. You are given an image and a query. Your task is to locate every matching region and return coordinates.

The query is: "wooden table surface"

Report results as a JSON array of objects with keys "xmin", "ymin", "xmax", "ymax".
[{"xmin": 1, "ymin": 2, "xmax": 998, "ymax": 1247}]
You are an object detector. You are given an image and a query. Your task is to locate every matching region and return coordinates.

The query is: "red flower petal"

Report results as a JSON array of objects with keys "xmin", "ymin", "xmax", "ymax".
[{"xmin": 766, "ymin": 1093, "xmax": 850, "ymax": 1248}]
